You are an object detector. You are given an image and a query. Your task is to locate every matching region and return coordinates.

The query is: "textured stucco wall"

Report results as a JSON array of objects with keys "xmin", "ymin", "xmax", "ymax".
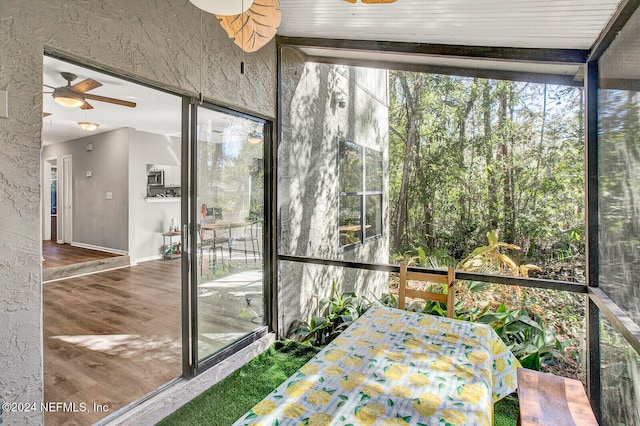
[
  {"xmin": 278, "ymin": 47, "xmax": 390, "ymax": 336},
  {"xmin": 0, "ymin": 0, "xmax": 275, "ymax": 424}
]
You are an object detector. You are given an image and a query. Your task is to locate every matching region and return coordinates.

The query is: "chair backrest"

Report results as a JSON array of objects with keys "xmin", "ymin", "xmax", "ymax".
[{"xmin": 398, "ymin": 263, "xmax": 456, "ymax": 318}]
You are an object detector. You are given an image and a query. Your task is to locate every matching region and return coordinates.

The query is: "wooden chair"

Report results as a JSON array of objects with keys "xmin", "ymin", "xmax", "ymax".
[
  {"xmin": 197, "ymin": 223, "xmax": 215, "ymax": 275},
  {"xmin": 398, "ymin": 263, "xmax": 455, "ymax": 318},
  {"xmin": 517, "ymin": 368, "xmax": 598, "ymax": 426}
]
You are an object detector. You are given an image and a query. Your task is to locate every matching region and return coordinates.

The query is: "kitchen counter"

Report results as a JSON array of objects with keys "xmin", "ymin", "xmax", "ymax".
[{"xmin": 145, "ymin": 197, "xmax": 181, "ymax": 203}]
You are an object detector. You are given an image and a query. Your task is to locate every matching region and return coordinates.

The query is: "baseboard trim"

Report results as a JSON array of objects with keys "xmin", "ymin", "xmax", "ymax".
[
  {"xmin": 71, "ymin": 242, "xmax": 128, "ymax": 256},
  {"xmin": 135, "ymin": 254, "xmax": 164, "ymax": 264}
]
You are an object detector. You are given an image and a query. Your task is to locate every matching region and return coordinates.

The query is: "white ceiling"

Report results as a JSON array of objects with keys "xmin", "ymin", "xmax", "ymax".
[
  {"xmin": 277, "ymin": 0, "xmax": 623, "ymax": 82},
  {"xmin": 43, "ymin": 0, "xmax": 625, "ymax": 144},
  {"xmin": 277, "ymin": 0, "xmax": 622, "ymax": 49}
]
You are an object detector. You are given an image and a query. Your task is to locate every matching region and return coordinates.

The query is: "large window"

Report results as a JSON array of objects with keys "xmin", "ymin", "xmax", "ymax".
[{"xmin": 339, "ymin": 139, "xmax": 383, "ymax": 248}]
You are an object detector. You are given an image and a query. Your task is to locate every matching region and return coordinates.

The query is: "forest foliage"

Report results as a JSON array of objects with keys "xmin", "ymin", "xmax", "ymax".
[{"xmin": 388, "ymin": 72, "xmax": 585, "ymax": 276}]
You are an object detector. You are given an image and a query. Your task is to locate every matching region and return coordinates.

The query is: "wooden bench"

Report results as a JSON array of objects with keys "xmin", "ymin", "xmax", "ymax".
[{"xmin": 517, "ymin": 368, "xmax": 599, "ymax": 426}]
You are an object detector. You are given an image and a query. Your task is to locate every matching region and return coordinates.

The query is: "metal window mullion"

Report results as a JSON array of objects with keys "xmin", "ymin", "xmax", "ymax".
[
  {"xmin": 361, "ymin": 146, "xmax": 366, "ymax": 242},
  {"xmin": 180, "ymin": 97, "xmax": 193, "ymax": 379},
  {"xmin": 585, "ymin": 59, "xmax": 601, "ymax": 423},
  {"xmin": 189, "ymin": 100, "xmax": 201, "ymax": 375}
]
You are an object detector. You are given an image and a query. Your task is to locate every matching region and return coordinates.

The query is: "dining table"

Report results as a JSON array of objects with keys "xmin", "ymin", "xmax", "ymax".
[
  {"xmin": 232, "ymin": 305, "xmax": 520, "ymax": 426},
  {"xmin": 200, "ymin": 221, "xmax": 252, "ymax": 258}
]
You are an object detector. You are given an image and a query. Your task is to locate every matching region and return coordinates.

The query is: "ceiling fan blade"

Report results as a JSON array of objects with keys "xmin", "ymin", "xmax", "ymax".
[
  {"xmin": 71, "ymin": 78, "xmax": 102, "ymax": 93},
  {"xmin": 43, "ymin": 91, "xmax": 53, "ymax": 94},
  {"xmin": 43, "ymin": 84, "xmax": 56, "ymax": 89},
  {"xmin": 80, "ymin": 101, "xmax": 94, "ymax": 110},
  {"xmin": 43, "ymin": 112, "xmax": 52, "ymax": 118},
  {"xmin": 84, "ymin": 93, "xmax": 136, "ymax": 108}
]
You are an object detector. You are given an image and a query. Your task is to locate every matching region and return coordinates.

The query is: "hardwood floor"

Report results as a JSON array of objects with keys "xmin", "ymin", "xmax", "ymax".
[
  {"xmin": 43, "ymin": 260, "xmax": 182, "ymax": 425},
  {"xmin": 43, "ymin": 240, "xmax": 120, "ymax": 269}
]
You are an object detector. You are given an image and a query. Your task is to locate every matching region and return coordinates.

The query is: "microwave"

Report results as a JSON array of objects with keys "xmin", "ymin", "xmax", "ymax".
[{"xmin": 147, "ymin": 170, "xmax": 164, "ymax": 186}]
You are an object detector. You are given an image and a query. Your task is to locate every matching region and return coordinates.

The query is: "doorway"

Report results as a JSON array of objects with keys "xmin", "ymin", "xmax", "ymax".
[
  {"xmin": 61, "ymin": 155, "xmax": 72, "ymax": 244},
  {"xmin": 42, "ymin": 158, "xmax": 57, "ymax": 241},
  {"xmin": 41, "ymin": 54, "xmax": 272, "ymax": 423},
  {"xmin": 41, "ymin": 54, "xmax": 184, "ymax": 425}
]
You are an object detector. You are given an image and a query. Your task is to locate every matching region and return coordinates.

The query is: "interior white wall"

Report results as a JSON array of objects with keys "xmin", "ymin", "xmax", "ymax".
[
  {"xmin": 129, "ymin": 131, "xmax": 182, "ymax": 263},
  {"xmin": 0, "ymin": 0, "xmax": 276, "ymax": 423}
]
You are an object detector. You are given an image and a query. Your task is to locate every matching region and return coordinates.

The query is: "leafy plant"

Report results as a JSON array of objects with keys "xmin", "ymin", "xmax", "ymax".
[
  {"xmin": 458, "ymin": 230, "xmax": 542, "ymax": 277},
  {"xmin": 456, "ymin": 302, "xmax": 566, "ymax": 370},
  {"xmin": 288, "ymin": 282, "xmax": 369, "ymax": 347}
]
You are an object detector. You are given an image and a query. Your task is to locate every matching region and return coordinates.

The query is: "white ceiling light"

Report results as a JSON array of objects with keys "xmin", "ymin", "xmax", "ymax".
[
  {"xmin": 189, "ymin": 0, "xmax": 254, "ymax": 15},
  {"xmin": 247, "ymin": 130, "xmax": 263, "ymax": 144},
  {"xmin": 78, "ymin": 122, "xmax": 99, "ymax": 131}
]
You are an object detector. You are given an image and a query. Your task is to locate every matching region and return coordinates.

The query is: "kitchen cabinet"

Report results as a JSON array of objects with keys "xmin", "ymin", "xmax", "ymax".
[{"xmin": 164, "ymin": 165, "xmax": 181, "ymax": 188}]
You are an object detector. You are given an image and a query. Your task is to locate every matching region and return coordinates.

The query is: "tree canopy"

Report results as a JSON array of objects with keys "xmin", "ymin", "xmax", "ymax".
[{"xmin": 389, "ymin": 72, "xmax": 585, "ymax": 272}]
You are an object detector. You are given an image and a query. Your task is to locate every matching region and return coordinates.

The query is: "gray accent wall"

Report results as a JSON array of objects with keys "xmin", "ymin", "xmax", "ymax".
[
  {"xmin": 278, "ymin": 47, "xmax": 390, "ymax": 336},
  {"xmin": 43, "ymin": 128, "xmax": 130, "ymax": 252},
  {"xmin": 0, "ymin": 0, "xmax": 276, "ymax": 423}
]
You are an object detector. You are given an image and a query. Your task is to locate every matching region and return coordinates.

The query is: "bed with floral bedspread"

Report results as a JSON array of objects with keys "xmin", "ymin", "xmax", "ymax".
[{"xmin": 233, "ymin": 305, "xmax": 520, "ymax": 426}]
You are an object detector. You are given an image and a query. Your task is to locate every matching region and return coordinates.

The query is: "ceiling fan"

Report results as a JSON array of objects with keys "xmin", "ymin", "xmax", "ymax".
[{"xmin": 43, "ymin": 72, "xmax": 137, "ymax": 110}]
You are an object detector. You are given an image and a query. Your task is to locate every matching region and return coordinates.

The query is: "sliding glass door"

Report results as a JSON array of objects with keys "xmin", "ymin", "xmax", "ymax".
[{"xmin": 189, "ymin": 103, "xmax": 267, "ymax": 368}]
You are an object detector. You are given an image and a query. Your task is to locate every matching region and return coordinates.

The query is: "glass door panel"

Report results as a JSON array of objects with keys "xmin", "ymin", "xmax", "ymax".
[{"xmin": 194, "ymin": 105, "xmax": 265, "ymax": 362}]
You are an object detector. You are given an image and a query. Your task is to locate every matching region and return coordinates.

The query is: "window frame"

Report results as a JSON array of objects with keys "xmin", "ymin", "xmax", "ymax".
[{"xmin": 338, "ymin": 138, "xmax": 383, "ymax": 249}]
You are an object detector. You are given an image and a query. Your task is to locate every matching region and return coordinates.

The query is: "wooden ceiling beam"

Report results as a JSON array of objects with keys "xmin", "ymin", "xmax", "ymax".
[{"xmin": 277, "ymin": 36, "xmax": 588, "ymax": 64}]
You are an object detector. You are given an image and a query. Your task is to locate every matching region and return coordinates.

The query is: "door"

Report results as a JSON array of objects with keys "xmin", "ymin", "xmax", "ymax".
[
  {"xmin": 43, "ymin": 159, "xmax": 52, "ymax": 240},
  {"xmin": 62, "ymin": 155, "xmax": 73, "ymax": 243},
  {"xmin": 188, "ymin": 102, "xmax": 268, "ymax": 369}
]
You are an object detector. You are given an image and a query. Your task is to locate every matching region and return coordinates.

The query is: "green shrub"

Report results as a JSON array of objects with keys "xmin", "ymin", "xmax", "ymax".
[{"xmin": 287, "ymin": 282, "xmax": 369, "ymax": 347}]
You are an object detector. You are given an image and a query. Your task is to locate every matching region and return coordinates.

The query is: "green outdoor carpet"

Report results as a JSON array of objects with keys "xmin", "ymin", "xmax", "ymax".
[
  {"xmin": 157, "ymin": 340, "xmax": 320, "ymax": 426},
  {"xmin": 157, "ymin": 340, "xmax": 518, "ymax": 425}
]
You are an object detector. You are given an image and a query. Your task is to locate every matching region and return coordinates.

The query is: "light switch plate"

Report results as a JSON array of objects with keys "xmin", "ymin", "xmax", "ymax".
[
  {"xmin": 86, "ymin": 171, "xmax": 92, "ymax": 178},
  {"xmin": 0, "ymin": 90, "xmax": 8, "ymax": 119},
  {"xmin": 106, "ymin": 192, "xmax": 113, "ymax": 200}
]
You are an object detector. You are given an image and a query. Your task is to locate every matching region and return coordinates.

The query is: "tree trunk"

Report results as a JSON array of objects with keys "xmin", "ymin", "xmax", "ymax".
[
  {"xmin": 502, "ymin": 84, "xmax": 516, "ymax": 244},
  {"xmin": 458, "ymin": 79, "xmax": 479, "ymax": 225},
  {"xmin": 483, "ymin": 80, "xmax": 498, "ymax": 231},
  {"xmin": 393, "ymin": 73, "xmax": 424, "ymax": 250}
]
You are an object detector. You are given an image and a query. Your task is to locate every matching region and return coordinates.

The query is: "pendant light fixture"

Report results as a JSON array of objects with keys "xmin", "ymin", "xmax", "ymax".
[
  {"xmin": 247, "ymin": 130, "xmax": 262, "ymax": 144},
  {"xmin": 189, "ymin": 0, "xmax": 254, "ymax": 16}
]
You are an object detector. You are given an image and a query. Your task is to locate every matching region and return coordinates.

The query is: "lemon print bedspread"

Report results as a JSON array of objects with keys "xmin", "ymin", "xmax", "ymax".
[{"xmin": 233, "ymin": 305, "xmax": 520, "ymax": 426}]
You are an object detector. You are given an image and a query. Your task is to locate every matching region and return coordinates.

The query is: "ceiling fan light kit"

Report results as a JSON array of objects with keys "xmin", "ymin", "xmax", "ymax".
[
  {"xmin": 53, "ymin": 87, "xmax": 85, "ymax": 108},
  {"xmin": 189, "ymin": 0, "xmax": 254, "ymax": 15}
]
